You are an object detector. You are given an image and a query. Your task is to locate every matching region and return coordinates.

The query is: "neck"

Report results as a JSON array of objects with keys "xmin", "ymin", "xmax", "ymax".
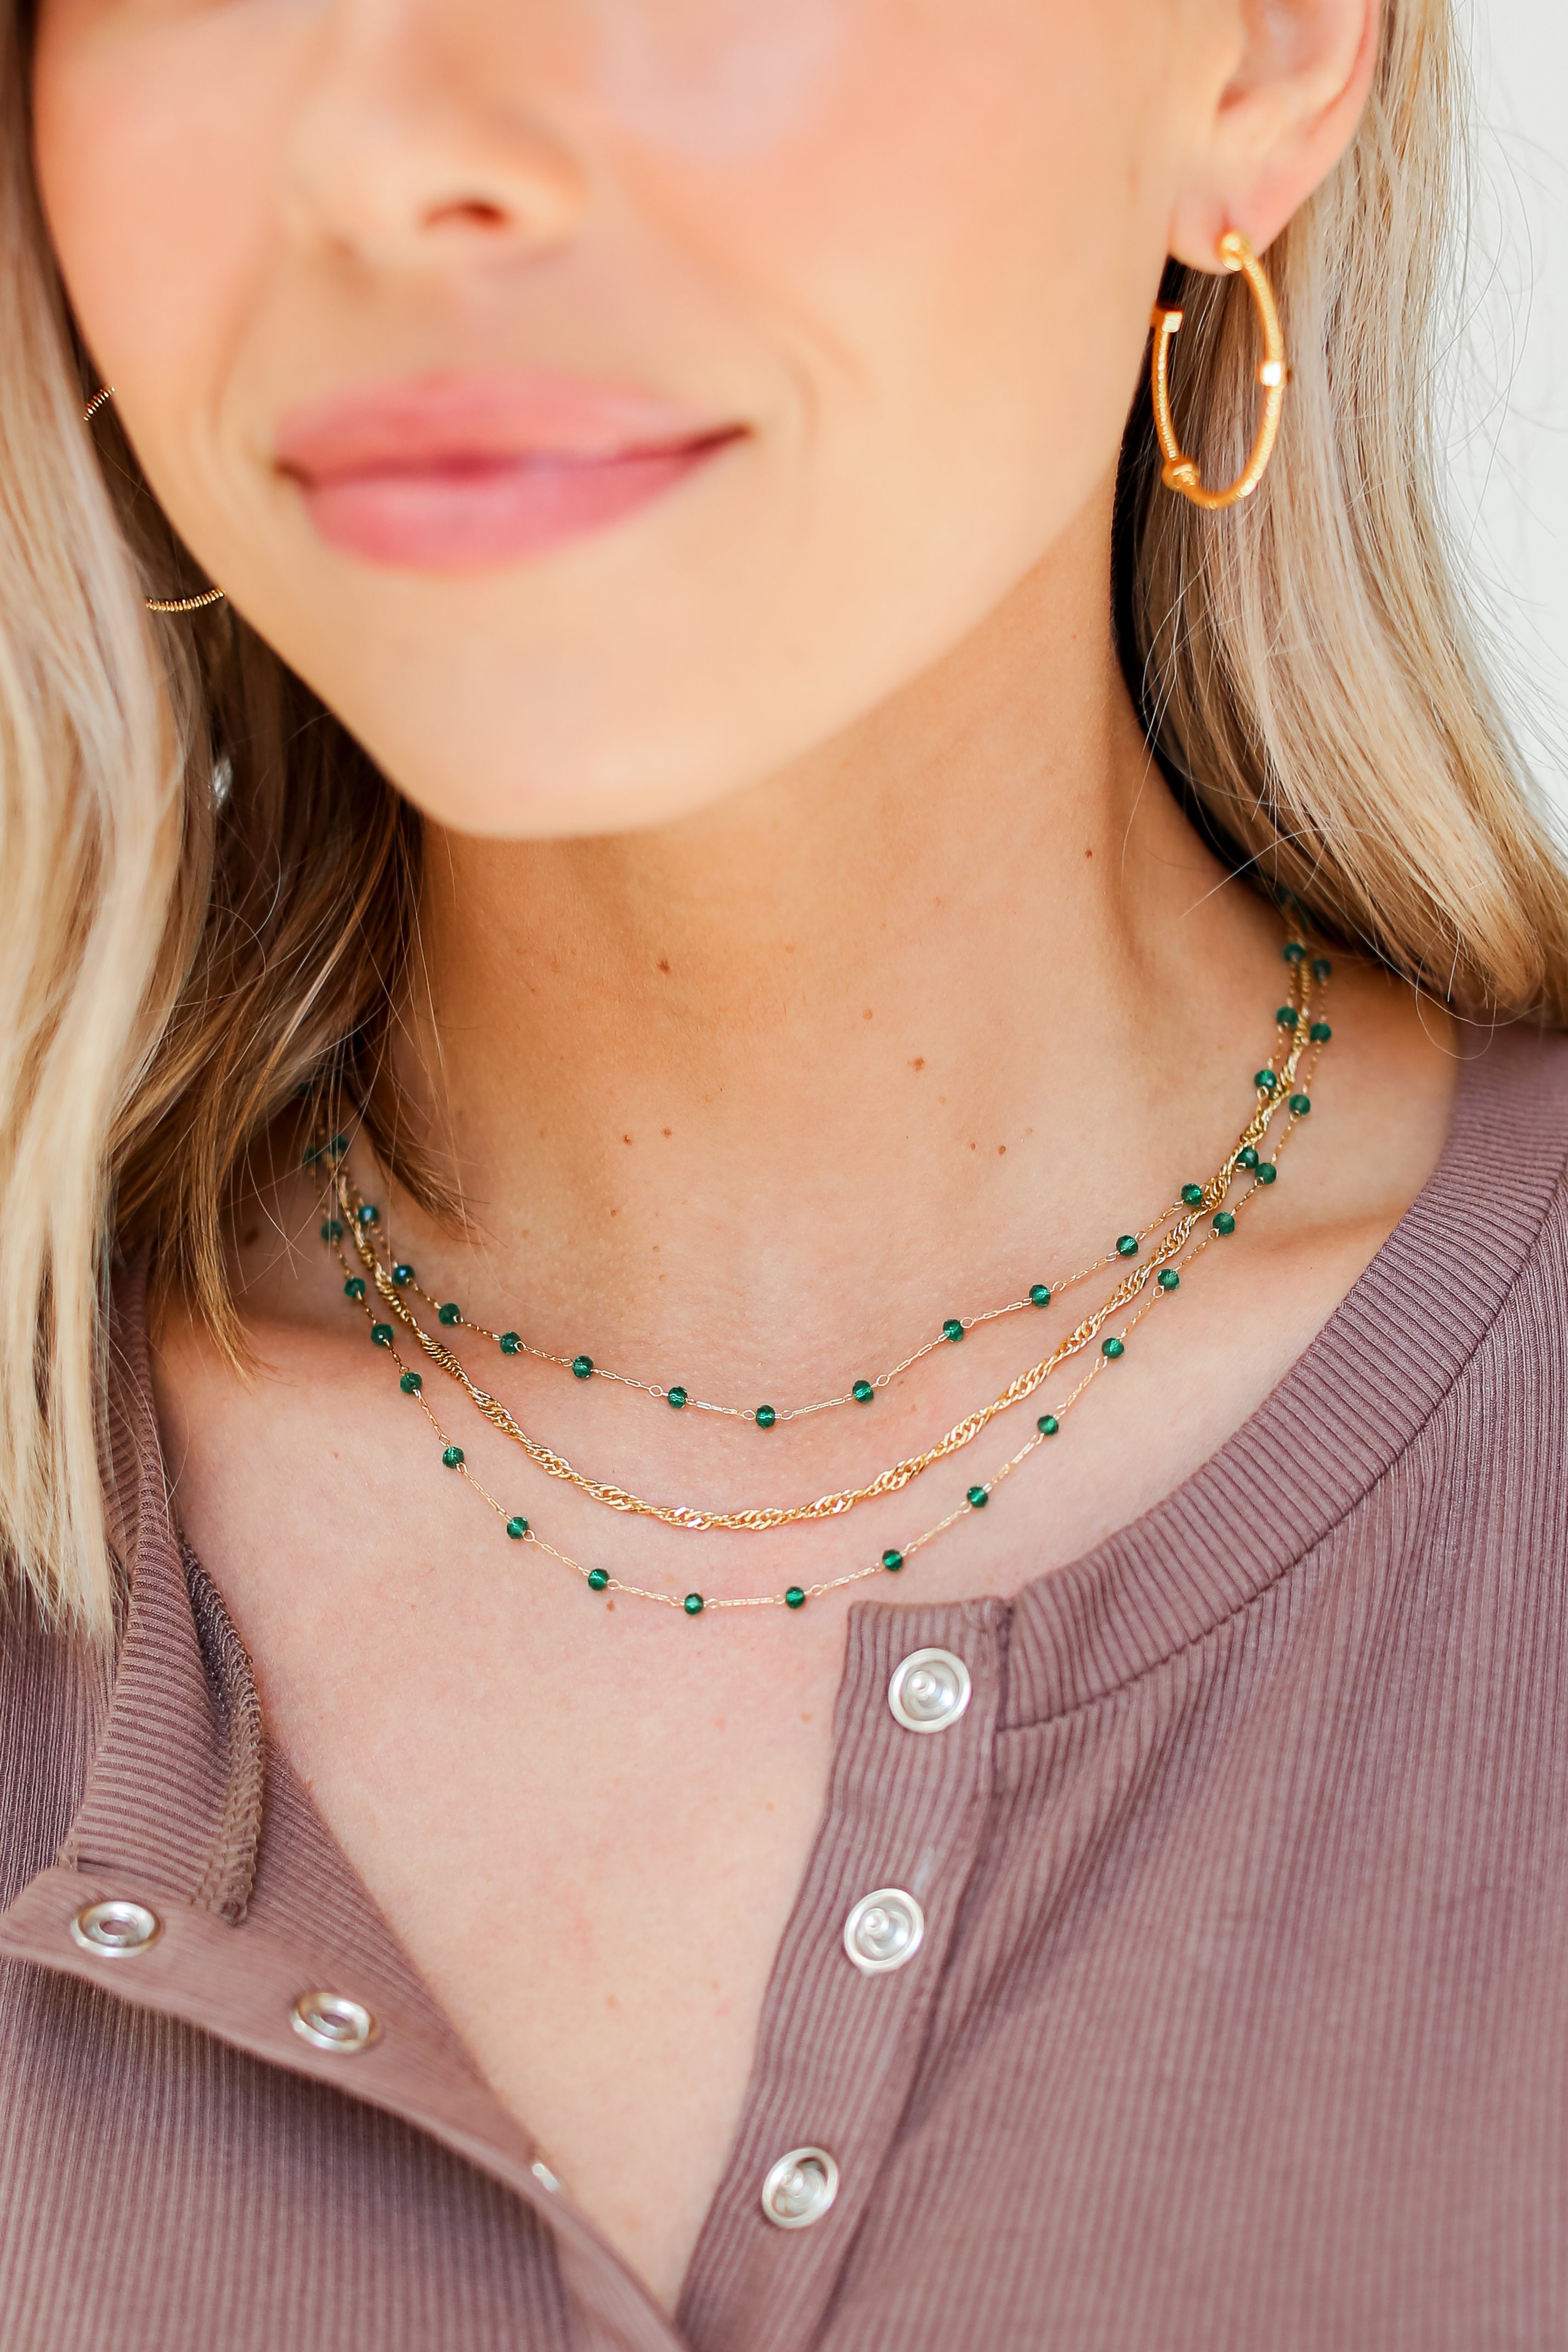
[{"xmin": 394, "ymin": 490, "xmax": 1283, "ymax": 1381}]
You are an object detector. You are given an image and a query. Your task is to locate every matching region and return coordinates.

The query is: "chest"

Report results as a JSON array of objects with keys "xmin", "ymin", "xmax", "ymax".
[{"xmin": 148, "ymin": 1212, "xmax": 1392, "ymax": 2308}]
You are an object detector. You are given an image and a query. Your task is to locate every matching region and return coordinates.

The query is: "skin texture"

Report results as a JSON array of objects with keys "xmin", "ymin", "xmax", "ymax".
[{"xmin": 30, "ymin": 0, "xmax": 1453, "ymax": 2316}]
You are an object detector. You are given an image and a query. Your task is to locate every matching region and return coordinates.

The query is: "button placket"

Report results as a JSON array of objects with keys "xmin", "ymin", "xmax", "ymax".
[{"xmin": 677, "ymin": 1599, "xmax": 1006, "ymax": 2352}]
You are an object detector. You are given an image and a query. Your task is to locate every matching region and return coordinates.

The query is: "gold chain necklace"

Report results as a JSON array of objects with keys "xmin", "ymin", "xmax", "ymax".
[
  {"xmin": 315, "ymin": 943, "xmax": 1330, "ymax": 1584},
  {"xmin": 322, "ymin": 1004, "xmax": 1324, "ymax": 1616}
]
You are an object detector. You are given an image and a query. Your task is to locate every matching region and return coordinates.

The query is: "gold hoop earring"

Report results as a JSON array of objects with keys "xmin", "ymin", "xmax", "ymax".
[
  {"xmin": 1150, "ymin": 230, "xmax": 1288, "ymax": 511},
  {"xmin": 82, "ymin": 387, "xmax": 227, "ymax": 614}
]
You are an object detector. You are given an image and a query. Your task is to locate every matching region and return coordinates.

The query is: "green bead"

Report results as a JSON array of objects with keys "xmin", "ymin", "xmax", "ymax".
[
  {"xmin": 1309, "ymin": 1021, "xmax": 1332, "ymax": 1043},
  {"xmin": 301, "ymin": 1145, "xmax": 322, "ymax": 1169},
  {"xmin": 1102, "ymin": 1336, "xmax": 1125, "ymax": 1358},
  {"xmin": 499, "ymin": 1331, "xmax": 521, "ymax": 1354},
  {"xmin": 507, "ymin": 1516, "xmax": 529, "ymax": 1540},
  {"xmin": 785, "ymin": 1587, "xmax": 806, "ymax": 1610},
  {"xmin": 967, "ymin": 1485, "xmax": 989, "ymax": 1508},
  {"xmin": 329, "ymin": 1133, "xmax": 349, "ymax": 1157},
  {"xmin": 1157, "ymin": 1268, "xmax": 1180, "ymax": 1291},
  {"xmin": 942, "ymin": 1318, "xmax": 964, "ymax": 1343},
  {"xmin": 1029, "ymin": 1284, "xmax": 1051, "ymax": 1308},
  {"xmin": 1289, "ymin": 1093, "xmax": 1311, "ymax": 1116},
  {"xmin": 1180, "ymin": 1184, "xmax": 1204, "ymax": 1207},
  {"xmin": 344, "ymin": 1277, "xmax": 366, "ymax": 1301},
  {"xmin": 399, "ymin": 1371, "xmax": 422, "ymax": 1395},
  {"xmin": 1257, "ymin": 1161, "xmax": 1278, "ymax": 1185},
  {"xmin": 1312, "ymin": 956, "xmax": 1333, "ymax": 981},
  {"xmin": 1276, "ymin": 1006, "xmax": 1299, "ymax": 1030},
  {"xmin": 852, "ymin": 1379, "xmax": 874, "ymax": 1403},
  {"xmin": 441, "ymin": 1445, "xmax": 464, "ymax": 1468},
  {"xmin": 571, "ymin": 1354, "xmax": 593, "ymax": 1379},
  {"xmin": 438, "ymin": 1302, "xmax": 461, "ymax": 1326},
  {"xmin": 321, "ymin": 1219, "xmax": 344, "ymax": 1242},
  {"xmin": 667, "ymin": 1386, "xmax": 688, "ymax": 1410},
  {"xmin": 755, "ymin": 1405, "xmax": 777, "ymax": 1429},
  {"xmin": 1283, "ymin": 941, "xmax": 1306, "ymax": 964},
  {"xmin": 392, "ymin": 1262, "xmax": 415, "ymax": 1286},
  {"xmin": 587, "ymin": 1567, "xmax": 609, "ymax": 1591},
  {"xmin": 882, "ymin": 1548, "xmax": 905, "ymax": 1572},
  {"xmin": 1237, "ymin": 1147, "xmax": 1260, "ymax": 1169},
  {"xmin": 357, "ymin": 1203, "xmax": 379, "ymax": 1226},
  {"xmin": 1115, "ymin": 1234, "xmax": 1139, "ymax": 1258},
  {"xmin": 371, "ymin": 1322, "xmax": 394, "ymax": 1346},
  {"xmin": 1254, "ymin": 1070, "xmax": 1278, "ymax": 1093},
  {"xmin": 1037, "ymin": 1414, "xmax": 1060, "ymax": 1436},
  {"xmin": 682, "ymin": 1592, "xmax": 705, "ymax": 1616},
  {"xmin": 1213, "ymin": 1211, "xmax": 1236, "ymax": 1236}
]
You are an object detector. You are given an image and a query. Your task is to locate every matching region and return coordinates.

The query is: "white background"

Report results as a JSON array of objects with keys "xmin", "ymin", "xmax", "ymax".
[{"xmin": 1457, "ymin": 0, "xmax": 1567, "ymax": 816}]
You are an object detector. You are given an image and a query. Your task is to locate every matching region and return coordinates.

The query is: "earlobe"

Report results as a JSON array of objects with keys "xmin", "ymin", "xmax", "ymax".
[{"xmin": 1167, "ymin": 0, "xmax": 1380, "ymax": 271}]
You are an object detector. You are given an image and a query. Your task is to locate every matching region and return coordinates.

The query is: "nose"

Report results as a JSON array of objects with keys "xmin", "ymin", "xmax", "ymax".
[{"xmin": 281, "ymin": 1, "xmax": 588, "ymax": 274}]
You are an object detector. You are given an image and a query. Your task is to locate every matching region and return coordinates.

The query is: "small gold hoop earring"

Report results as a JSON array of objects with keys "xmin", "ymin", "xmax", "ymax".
[
  {"xmin": 81, "ymin": 387, "xmax": 227, "ymax": 614},
  {"xmin": 1150, "ymin": 230, "xmax": 1288, "ymax": 511}
]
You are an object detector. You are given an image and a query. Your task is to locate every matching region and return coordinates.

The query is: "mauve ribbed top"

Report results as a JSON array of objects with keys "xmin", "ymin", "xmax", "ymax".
[{"xmin": 4, "ymin": 1025, "xmax": 1568, "ymax": 2352}]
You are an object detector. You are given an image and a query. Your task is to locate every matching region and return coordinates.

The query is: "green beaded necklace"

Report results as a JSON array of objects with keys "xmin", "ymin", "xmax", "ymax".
[{"xmin": 313, "ymin": 942, "xmax": 1332, "ymax": 1618}]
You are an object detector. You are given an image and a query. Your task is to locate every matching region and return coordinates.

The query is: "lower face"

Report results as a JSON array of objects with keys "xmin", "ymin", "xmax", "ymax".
[{"xmin": 32, "ymin": 0, "xmax": 1203, "ymax": 838}]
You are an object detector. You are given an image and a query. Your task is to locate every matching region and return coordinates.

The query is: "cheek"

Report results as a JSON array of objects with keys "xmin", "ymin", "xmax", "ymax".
[
  {"xmin": 613, "ymin": 1, "xmax": 1176, "ymax": 495},
  {"xmin": 32, "ymin": 6, "xmax": 295, "ymax": 417}
]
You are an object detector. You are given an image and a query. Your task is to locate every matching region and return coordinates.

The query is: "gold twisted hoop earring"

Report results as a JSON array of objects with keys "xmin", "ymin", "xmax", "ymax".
[
  {"xmin": 81, "ymin": 387, "xmax": 227, "ymax": 613},
  {"xmin": 1150, "ymin": 230, "xmax": 1288, "ymax": 511}
]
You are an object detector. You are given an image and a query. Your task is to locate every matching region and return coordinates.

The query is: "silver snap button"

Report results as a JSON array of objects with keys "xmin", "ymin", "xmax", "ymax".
[
  {"xmin": 70, "ymin": 1899, "xmax": 161, "ymax": 1957},
  {"xmin": 887, "ymin": 1647, "xmax": 972, "ymax": 1733},
  {"xmin": 843, "ymin": 1886, "xmax": 925, "ymax": 1975},
  {"xmin": 290, "ymin": 1990, "xmax": 380, "ymax": 2053},
  {"xmin": 761, "ymin": 2146, "xmax": 839, "ymax": 2229}
]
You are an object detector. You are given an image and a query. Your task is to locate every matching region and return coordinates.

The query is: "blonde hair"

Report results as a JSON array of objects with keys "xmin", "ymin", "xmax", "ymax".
[{"xmin": 2, "ymin": 0, "xmax": 1565, "ymax": 1633}]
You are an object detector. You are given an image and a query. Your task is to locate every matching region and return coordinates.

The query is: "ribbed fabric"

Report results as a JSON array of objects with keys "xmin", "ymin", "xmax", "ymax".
[{"xmin": 3, "ymin": 1025, "xmax": 1568, "ymax": 2351}]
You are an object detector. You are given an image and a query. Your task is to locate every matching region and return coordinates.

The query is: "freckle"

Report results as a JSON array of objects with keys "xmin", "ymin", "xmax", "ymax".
[
  {"xmin": 938, "ymin": 1096, "xmax": 947, "ymax": 1106},
  {"xmin": 998, "ymin": 1144, "xmax": 1006, "ymax": 1155},
  {"xmin": 970, "ymin": 1141, "xmax": 977, "ymax": 1151},
  {"xmin": 1085, "ymin": 847, "xmax": 1093, "ymax": 859},
  {"xmin": 622, "ymin": 1134, "xmax": 633, "ymax": 1145},
  {"xmin": 663, "ymin": 1128, "xmax": 672, "ymax": 1138},
  {"xmin": 657, "ymin": 958, "xmax": 671, "ymax": 974},
  {"xmin": 606, "ymin": 1599, "xmax": 615, "ymax": 1611},
  {"xmin": 783, "ymin": 942, "xmax": 796, "ymax": 954},
  {"xmin": 242, "ymin": 1225, "xmax": 259, "ymax": 1246},
  {"xmin": 605, "ymin": 1994, "xmax": 619, "ymax": 2010},
  {"xmin": 610, "ymin": 1206, "xmax": 619, "ymax": 1215},
  {"xmin": 863, "ymin": 1008, "xmax": 873, "ymax": 1021},
  {"xmin": 800, "ymin": 1712, "xmax": 813, "ymax": 1723},
  {"xmin": 909, "ymin": 1057, "xmax": 925, "ymax": 1072}
]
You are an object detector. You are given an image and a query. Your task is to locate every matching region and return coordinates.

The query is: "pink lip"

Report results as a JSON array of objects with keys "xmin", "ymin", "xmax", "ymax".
[{"xmin": 274, "ymin": 372, "xmax": 743, "ymax": 571}]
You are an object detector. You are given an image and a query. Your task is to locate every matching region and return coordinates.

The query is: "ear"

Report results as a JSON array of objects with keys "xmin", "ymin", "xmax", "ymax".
[{"xmin": 1168, "ymin": 0, "xmax": 1381, "ymax": 270}]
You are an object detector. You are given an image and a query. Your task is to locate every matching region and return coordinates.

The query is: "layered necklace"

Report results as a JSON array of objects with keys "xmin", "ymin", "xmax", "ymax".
[{"xmin": 314, "ymin": 940, "xmax": 1333, "ymax": 1619}]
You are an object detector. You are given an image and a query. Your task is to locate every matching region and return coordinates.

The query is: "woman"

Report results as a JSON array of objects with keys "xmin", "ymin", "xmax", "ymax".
[{"xmin": 2, "ymin": 0, "xmax": 1565, "ymax": 2344}]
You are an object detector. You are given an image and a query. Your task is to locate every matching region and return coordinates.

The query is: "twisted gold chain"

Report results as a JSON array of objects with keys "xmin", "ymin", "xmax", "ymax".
[{"xmin": 323, "ymin": 977, "xmax": 1326, "ymax": 1616}]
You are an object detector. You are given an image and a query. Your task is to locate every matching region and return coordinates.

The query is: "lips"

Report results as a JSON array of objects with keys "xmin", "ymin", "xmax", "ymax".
[{"xmin": 274, "ymin": 372, "xmax": 743, "ymax": 571}]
